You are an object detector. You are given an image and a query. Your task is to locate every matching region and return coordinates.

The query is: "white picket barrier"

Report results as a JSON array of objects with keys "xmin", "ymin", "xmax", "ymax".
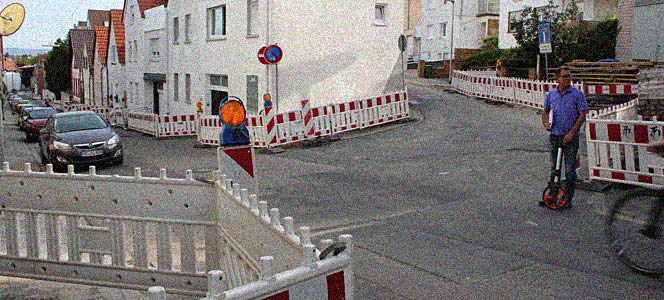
[
  {"xmin": 0, "ymin": 162, "xmax": 354, "ymax": 299},
  {"xmin": 358, "ymin": 91, "xmax": 410, "ymax": 128}
]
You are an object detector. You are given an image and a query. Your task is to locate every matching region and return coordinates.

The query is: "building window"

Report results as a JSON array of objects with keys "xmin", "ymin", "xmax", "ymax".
[
  {"xmin": 184, "ymin": 14, "xmax": 191, "ymax": 43},
  {"xmin": 127, "ymin": 44, "xmax": 132, "ymax": 62},
  {"xmin": 208, "ymin": 5, "xmax": 227, "ymax": 39},
  {"xmin": 374, "ymin": 4, "xmax": 387, "ymax": 25},
  {"xmin": 185, "ymin": 74, "xmax": 191, "ymax": 103},
  {"xmin": 426, "ymin": 24, "xmax": 434, "ymax": 39},
  {"xmin": 209, "ymin": 74, "xmax": 228, "ymax": 87},
  {"xmin": 173, "ymin": 17, "xmax": 180, "ymax": 43},
  {"xmin": 173, "ymin": 73, "xmax": 179, "ymax": 102},
  {"xmin": 507, "ymin": 10, "xmax": 522, "ymax": 33},
  {"xmin": 247, "ymin": 0, "xmax": 259, "ymax": 37},
  {"xmin": 150, "ymin": 38, "xmax": 160, "ymax": 61},
  {"xmin": 440, "ymin": 23, "xmax": 447, "ymax": 38},
  {"xmin": 246, "ymin": 75, "xmax": 258, "ymax": 113}
]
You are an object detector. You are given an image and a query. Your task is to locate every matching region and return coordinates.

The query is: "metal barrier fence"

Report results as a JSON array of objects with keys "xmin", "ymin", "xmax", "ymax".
[
  {"xmin": 586, "ymin": 99, "xmax": 664, "ymax": 189},
  {"xmin": 0, "ymin": 162, "xmax": 353, "ymax": 298},
  {"xmin": 197, "ymin": 91, "xmax": 410, "ymax": 148}
]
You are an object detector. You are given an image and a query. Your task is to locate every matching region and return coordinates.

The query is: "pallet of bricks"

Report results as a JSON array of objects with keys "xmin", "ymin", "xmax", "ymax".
[
  {"xmin": 636, "ymin": 68, "xmax": 664, "ymax": 120},
  {"xmin": 566, "ymin": 59, "xmax": 639, "ymax": 85}
]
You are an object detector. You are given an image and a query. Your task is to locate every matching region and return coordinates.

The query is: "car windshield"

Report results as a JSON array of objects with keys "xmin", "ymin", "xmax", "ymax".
[
  {"xmin": 29, "ymin": 108, "xmax": 56, "ymax": 119},
  {"xmin": 54, "ymin": 114, "xmax": 108, "ymax": 133}
]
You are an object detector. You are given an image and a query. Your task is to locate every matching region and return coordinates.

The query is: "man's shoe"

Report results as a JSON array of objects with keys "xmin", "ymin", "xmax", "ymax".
[{"xmin": 538, "ymin": 200, "xmax": 547, "ymax": 207}]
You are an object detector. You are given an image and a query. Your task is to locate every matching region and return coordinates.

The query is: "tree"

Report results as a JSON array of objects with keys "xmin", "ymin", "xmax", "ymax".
[
  {"xmin": 44, "ymin": 35, "xmax": 71, "ymax": 99},
  {"xmin": 507, "ymin": 0, "xmax": 604, "ymax": 68}
]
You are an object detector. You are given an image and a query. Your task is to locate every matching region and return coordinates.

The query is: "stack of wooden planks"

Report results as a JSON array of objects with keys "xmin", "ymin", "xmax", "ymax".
[
  {"xmin": 566, "ymin": 60, "xmax": 640, "ymax": 84},
  {"xmin": 636, "ymin": 68, "xmax": 664, "ymax": 120}
]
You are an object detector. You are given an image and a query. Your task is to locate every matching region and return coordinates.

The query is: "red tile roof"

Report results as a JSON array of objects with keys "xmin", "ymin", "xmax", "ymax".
[
  {"xmin": 2, "ymin": 58, "xmax": 20, "ymax": 72},
  {"xmin": 136, "ymin": 0, "xmax": 164, "ymax": 17},
  {"xmin": 110, "ymin": 9, "xmax": 125, "ymax": 64},
  {"xmin": 95, "ymin": 26, "xmax": 109, "ymax": 64},
  {"xmin": 88, "ymin": 10, "xmax": 110, "ymax": 27}
]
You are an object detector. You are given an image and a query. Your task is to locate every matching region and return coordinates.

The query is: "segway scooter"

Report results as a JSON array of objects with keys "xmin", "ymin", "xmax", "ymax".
[{"xmin": 542, "ymin": 146, "xmax": 568, "ymax": 209}]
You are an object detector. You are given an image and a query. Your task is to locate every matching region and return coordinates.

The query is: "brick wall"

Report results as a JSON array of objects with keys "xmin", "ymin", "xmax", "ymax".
[{"xmin": 615, "ymin": 0, "xmax": 633, "ymax": 63}]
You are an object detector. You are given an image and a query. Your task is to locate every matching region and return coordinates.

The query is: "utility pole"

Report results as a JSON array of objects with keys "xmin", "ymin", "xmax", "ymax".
[{"xmin": 444, "ymin": 0, "xmax": 455, "ymax": 84}]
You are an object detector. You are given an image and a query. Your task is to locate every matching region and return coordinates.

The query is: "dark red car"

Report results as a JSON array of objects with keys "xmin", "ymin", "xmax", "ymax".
[{"xmin": 23, "ymin": 107, "xmax": 57, "ymax": 142}]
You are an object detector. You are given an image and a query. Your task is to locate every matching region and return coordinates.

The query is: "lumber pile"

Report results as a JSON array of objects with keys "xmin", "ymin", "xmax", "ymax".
[
  {"xmin": 566, "ymin": 60, "xmax": 639, "ymax": 84},
  {"xmin": 636, "ymin": 68, "xmax": 664, "ymax": 120}
]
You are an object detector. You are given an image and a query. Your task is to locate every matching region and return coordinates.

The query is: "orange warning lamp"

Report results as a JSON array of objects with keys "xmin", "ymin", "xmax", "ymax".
[
  {"xmin": 219, "ymin": 96, "xmax": 250, "ymax": 146},
  {"xmin": 196, "ymin": 101, "xmax": 204, "ymax": 112}
]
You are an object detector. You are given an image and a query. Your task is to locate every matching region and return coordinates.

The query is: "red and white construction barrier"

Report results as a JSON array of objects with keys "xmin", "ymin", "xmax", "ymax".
[
  {"xmin": 584, "ymin": 84, "xmax": 635, "ymax": 95},
  {"xmin": 586, "ymin": 100, "xmax": 664, "ymax": 188},
  {"xmin": 452, "ymin": 71, "xmax": 638, "ymax": 110},
  {"xmin": 198, "ymin": 91, "xmax": 409, "ymax": 147},
  {"xmin": 156, "ymin": 114, "xmax": 198, "ymax": 137}
]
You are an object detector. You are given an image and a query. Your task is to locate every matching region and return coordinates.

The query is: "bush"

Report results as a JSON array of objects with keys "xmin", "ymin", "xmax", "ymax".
[{"xmin": 462, "ymin": 36, "xmax": 502, "ymax": 69}]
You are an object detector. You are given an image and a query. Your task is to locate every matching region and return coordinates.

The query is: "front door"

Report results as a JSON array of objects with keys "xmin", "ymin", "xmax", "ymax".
[
  {"xmin": 211, "ymin": 90, "xmax": 228, "ymax": 116},
  {"xmin": 153, "ymin": 82, "xmax": 162, "ymax": 115}
]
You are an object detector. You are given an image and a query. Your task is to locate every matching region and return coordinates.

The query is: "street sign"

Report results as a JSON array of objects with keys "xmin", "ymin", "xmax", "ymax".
[
  {"xmin": 398, "ymin": 34, "xmax": 407, "ymax": 52},
  {"xmin": 258, "ymin": 46, "xmax": 270, "ymax": 65},
  {"xmin": 538, "ymin": 23, "xmax": 552, "ymax": 54},
  {"xmin": 264, "ymin": 44, "xmax": 283, "ymax": 64}
]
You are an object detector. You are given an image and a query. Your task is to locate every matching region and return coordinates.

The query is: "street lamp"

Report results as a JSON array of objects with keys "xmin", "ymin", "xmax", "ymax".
[{"xmin": 444, "ymin": 0, "xmax": 455, "ymax": 84}]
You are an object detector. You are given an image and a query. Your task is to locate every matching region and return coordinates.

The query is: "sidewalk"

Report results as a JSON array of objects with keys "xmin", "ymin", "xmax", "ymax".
[{"xmin": 405, "ymin": 69, "xmax": 451, "ymax": 89}]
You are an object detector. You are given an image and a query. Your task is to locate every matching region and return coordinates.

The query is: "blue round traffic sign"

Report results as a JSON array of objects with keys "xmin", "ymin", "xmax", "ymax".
[{"xmin": 264, "ymin": 44, "xmax": 283, "ymax": 64}]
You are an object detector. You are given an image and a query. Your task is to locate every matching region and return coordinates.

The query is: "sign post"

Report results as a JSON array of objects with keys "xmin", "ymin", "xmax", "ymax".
[
  {"xmin": 538, "ymin": 23, "xmax": 552, "ymax": 80},
  {"xmin": 399, "ymin": 34, "xmax": 407, "ymax": 90}
]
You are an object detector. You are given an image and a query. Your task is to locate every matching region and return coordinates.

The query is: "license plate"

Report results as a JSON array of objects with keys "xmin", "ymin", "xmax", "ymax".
[{"xmin": 81, "ymin": 150, "xmax": 103, "ymax": 157}]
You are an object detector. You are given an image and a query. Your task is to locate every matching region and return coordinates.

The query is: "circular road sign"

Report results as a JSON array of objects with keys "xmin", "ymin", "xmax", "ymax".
[
  {"xmin": 264, "ymin": 44, "xmax": 283, "ymax": 64},
  {"xmin": 258, "ymin": 46, "xmax": 270, "ymax": 65}
]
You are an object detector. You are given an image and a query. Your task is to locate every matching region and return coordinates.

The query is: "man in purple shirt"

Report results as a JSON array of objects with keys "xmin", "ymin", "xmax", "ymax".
[{"xmin": 540, "ymin": 66, "xmax": 589, "ymax": 209}]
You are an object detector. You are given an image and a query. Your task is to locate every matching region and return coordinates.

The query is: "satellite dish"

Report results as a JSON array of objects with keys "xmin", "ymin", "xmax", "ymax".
[{"xmin": 0, "ymin": 3, "xmax": 25, "ymax": 36}]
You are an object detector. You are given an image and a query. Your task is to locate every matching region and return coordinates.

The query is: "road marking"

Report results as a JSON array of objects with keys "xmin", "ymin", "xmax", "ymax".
[{"xmin": 311, "ymin": 208, "xmax": 420, "ymax": 238}]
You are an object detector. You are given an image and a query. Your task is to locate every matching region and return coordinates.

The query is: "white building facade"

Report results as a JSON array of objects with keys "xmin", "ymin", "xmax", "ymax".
[
  {"xmin": 123, "ymin": 1, "xmax": 169, "ymax": 114},
  {"xmin": 107, "ymin": 9, "xmax": 127, "ymax": 109},
  {"xmin": 164, "ymin": 0, "xmax": 405, "ymax": 115},
  {"xmin": 419, "ymin": 0, "xmax": 499, "ymax": 62},
  {"xmin": 498, "ymin": 0, "xmax": 618, "ymax": 49}
]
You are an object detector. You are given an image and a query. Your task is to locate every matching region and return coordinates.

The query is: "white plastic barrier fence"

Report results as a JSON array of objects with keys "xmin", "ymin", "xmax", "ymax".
[
  {"xmin": 63, "ymin": 104, "xmax": 114, "ymax": 121},
  {"xmin": 586, "ymin": 99, "xmax": 664, "ymax": 189},
  {"xmin": 452, "ymin": 71, "xmax": 636, "ymax": 110},
  {"xmin": 0, "ymin": 162, "xmax": 353, "ymax": 298},
  {"xmin": 156, "ymin": 114, "xmax": 198, "ymax": 138},
  {"xmin": 128, "ymin": 112, "xmax": 159, "ymax": 136},
  {"xmin": 198, "ymin": 91, "xmax": 409, "ymax": 147}
]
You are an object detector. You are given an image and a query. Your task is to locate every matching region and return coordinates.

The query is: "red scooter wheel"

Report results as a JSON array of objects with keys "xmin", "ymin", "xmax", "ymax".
[{"xmin": 542, "ymin": 185, "xmax": 568, "ymax": 209}]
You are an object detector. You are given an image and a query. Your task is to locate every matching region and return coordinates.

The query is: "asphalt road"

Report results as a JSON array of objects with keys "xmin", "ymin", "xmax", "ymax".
[{"xmin": 2, "ymin": 85, "xmax": 664, "ymax": 299}]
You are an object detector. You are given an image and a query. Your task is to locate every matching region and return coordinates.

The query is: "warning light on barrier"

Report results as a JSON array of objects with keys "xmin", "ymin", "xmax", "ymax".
[
  {"xmin": 219, "ymin": 96, "xmax": 250, "ymax": 146},
  {"xmin": 263, "ymin": 93, "xmax": 272, "ymax": 108}
]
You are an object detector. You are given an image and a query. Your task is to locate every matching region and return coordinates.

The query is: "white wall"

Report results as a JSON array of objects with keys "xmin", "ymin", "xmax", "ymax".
[
  {"xmin": 107, "ymin": 19, "xmax": 126, "ymax": 109},
  {"xmin": 2, "ymin": 72, "xmax": 22, "ymax": 91},
  {"xmin": 125, "ymin": 0, "xmax": 146, "ymax": 112},
  {"xmin": 166, "ymin": 0, "xmax": 404, "ymax": 115},
  {"xmin": 420, "ymin": 0, "xmax": 494, "ymax": 62}
]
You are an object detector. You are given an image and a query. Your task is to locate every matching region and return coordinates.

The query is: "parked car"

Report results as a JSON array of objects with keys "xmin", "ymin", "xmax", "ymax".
[
  {"xmin": 39, "ymin": 111, "xmax": 123, "ymax": 170},
  {"xmin": 18, "ymin": 106, "xmax": 41, "ymax": 129},
  {"xmin": 16, "ymin": 103, "xmax": 35, "ymax": 116},
  {"xmin": 23, "ymin": 107, "xmax": 57, "ymax": 141},
  {"xmin": 12, "ymin": 99, "xmax": 30, "ymax": 112}
]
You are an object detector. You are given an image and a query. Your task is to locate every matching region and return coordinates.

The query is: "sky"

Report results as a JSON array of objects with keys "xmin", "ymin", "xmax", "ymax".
[{"xmin": 2, "ymin": 0, "xmax": 125, "ymax": 50}]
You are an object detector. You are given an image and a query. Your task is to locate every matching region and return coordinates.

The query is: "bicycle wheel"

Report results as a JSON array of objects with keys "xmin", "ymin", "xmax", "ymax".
[{"xmin": 606, "ymin": 189, "xmax": 664, "ymax": 275}]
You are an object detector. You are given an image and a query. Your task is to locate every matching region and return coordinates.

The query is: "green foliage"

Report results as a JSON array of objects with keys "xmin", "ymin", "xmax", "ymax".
[
  {"xmin": 508, "ymin": 1, "xmax": 619, "ymax": 69},
  {"xmin": 499, "ymin": 47, "xmax": 531, "ymax": 68},
  {"xmin": 462, "ymin": 36, "xmax": 502, "ymax": 69},
  {"xmin": 45, "ymin": 36, "xmax": 71, "ymax": 99}
]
